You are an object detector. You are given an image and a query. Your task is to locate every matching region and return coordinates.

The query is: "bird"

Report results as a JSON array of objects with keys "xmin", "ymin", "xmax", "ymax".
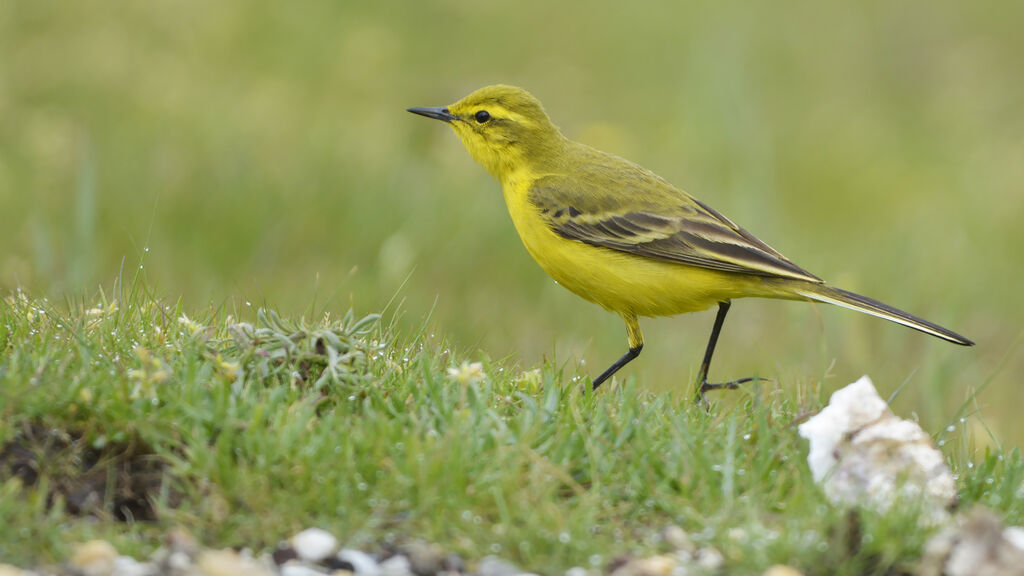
[{"xmin": 408, "ymin": 85, "xmax": 973, "ymax": 399}]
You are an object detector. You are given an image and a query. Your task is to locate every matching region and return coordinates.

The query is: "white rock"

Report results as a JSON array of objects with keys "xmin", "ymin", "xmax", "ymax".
[
  {"xmin": 609, "ymin": 554, "xmax": 678, "ymax": 576},
  {"xmin": 920, "ymin": 509, "xmax": 1024, "ymax": 576},
  {"xmin": 280, "ymin": 563, "xmax": 330, "ymax": 576},
  {"xmin": 797, "ymin": 375, "xmax": 955, "ymax": 521},
  {"xmin": 695, "ymin": 547, "xmax": 724, "ymax": 571},
  {"xmin": 379, "ymin": 554, "xmax": 412, "ymax": 576},
  {"xmin": 70, "ymin": 540, "xmax": 119, "ymax": 576},
  {"xmin": 1005, "ymin": 526, "xmax": 1024, "ymax": 551},
  {"xmin": 291, "ymin": 528, "xmax": 339, "ymax": 563},
  {"xmin": 166, "ymin": 551, "xmax": 192, "ymax": 571},
  {"xmin": 477, "ymin": 555, "xmax": 523, "ymax": 576},
  {"xmin": 565, "ymin": 567, "xmax": 591, "ymax": 576},
  {"xmin": 338, "ymin": 549, "xmax": 380, "ymax": 576},
  {"xmin": 112, "ymin": 557, "xmax": 158, "ymax": 576},
  {"xmin": 662, "ymin": 525, "xmax": 695, "ymax": 554},
  {"xmin": 196, "ymin": 549, "xmax": 274, "ymax": 576}
]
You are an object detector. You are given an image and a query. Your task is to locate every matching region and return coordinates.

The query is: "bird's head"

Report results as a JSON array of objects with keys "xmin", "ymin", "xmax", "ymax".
[{"xmin": 408, "ymin": 85, "xmax": 565, "ymax": 179}]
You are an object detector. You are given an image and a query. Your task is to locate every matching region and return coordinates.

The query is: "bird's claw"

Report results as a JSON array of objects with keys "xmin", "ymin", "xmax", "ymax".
[{"xmin": 695, "ymin": 376, "xmax": 773, "ymax": 406}]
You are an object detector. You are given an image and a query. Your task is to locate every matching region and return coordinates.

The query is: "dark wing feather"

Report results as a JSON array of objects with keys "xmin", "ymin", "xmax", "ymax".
[{"xmin": 529, "ymin": 157, "xmax": 822, "ymax": 283}]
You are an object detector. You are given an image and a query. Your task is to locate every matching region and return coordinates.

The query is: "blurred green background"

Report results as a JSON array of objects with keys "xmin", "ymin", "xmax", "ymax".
[{"xmin": 2, "ymin": 2, "xmax": 1021, "ymax": 444}]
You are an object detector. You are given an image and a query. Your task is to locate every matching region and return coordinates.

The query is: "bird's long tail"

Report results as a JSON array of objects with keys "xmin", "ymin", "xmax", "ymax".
[{"xmin": 794, "ymin": 285, "xmax": 974, "ymax": 346}]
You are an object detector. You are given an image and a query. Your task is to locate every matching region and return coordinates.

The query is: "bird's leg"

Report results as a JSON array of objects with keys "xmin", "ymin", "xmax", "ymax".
[
  {"xmin": 695, "ymin": 301, "xmax": 761, "ymax": 403},
  {"xmin": 591, "ymin": 312, "xmax": 643, "ymax": 391}
]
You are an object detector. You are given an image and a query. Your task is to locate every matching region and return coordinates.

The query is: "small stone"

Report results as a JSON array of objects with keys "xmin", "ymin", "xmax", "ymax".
[
  {"xmin": 609, "ymin": 555, "xmax": 677, "ymax": 576},
  {"xmin": 379, "ymin": 554, "xmax": 412, "ymax": 576},
  {"xmin": 337, "ymin": 550, "xmax": 379, "ymax": 576},
  {"xmin": 565, "ymin": 567, "xmax": 590, "ymax": 576},
  {"xmin": 661, "ymin": 526, "xmax": 695, "ymax": 554},
  {"xmin": 694, "ymin": 547, "xmax": 724, "ymax": 571},
  {"xmin": 1005, "ymin": 526, "xmax": 1024, "ymax": 551},
  {"xmin": 761, "ymin": 566, "xmax": 804, "ymax": 576},
  {"xmin": 70, "ymin": 540, "xmax": 119, "ymax": 576},
  {"xmin": 166, "ymin": 551, "xmax": 192, "ymax": 572},
  {"xmin": 443, "ymin": 553, "xmax": 465, "ymax": 574},
  {"xmin": 281, "ymin": 563, "xmax": 330, "ymax": 576},
  {"xmin": 0, "ymin": 564, "xmax": 27, "ymax": 576},
  {"xmin": 920, "ymin": 508, "xmax": 1024, "ymax": 576},
  {"xmin": 403, "ymin": 541, "xmax": 445, "ymax": 576},
  {"xmin": 292, "ymin": 528, "xmax": 339, "ymax": 563},
  {"xmin": 197, "ymin": 549, "xmax": 274, "ymax": 576},
  {"xmin": 476, "ymin": 555, "xmax": 522, "ymax": 576},
  {"xmin": 112, "ymin": 556, "xmax": 159, "ymax": 576}
]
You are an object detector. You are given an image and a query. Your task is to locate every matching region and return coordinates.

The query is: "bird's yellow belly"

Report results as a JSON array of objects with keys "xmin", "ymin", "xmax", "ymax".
[{"xmin": 504, "ymin": 189, "xmax": 773, "ymax": 317}]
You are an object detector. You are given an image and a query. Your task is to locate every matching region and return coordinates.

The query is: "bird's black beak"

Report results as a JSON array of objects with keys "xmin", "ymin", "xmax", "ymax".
[{"xmin": 407, "ymin": 106, "xmax": 456, "ymax": 123}]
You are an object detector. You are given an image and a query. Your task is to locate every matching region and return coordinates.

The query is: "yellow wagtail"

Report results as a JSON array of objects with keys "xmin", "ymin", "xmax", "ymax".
[{"xmin": 409, "ymin": 85, "xmax": 973, "ymax": 399}]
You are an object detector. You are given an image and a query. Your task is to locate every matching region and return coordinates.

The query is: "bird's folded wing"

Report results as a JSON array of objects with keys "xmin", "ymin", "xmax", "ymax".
[{"xmin": 529, "ymin": 171, "xmax": 822, "ymax": 284}]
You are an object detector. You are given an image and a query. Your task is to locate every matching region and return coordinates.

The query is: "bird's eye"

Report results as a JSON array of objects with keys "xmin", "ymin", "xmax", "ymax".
[{"xmin": 474, "ymin": 110, "xmax": 491, "ymax": 123}]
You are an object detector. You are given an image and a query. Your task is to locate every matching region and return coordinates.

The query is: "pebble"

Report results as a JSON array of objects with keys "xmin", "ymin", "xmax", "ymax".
[
  {"xmin": 338, "ymin": 549, "xmax": 380, "ymax": 576},
  {"xmin": 403, "ymin": 540, "xmax": 446, "ymax": 576},
  {"xmin": 476, "ymin": 555, "xmax": 523, "ymax": 576},
  {"xmin": 280, "ymin": 562, "xmax": 332, "ymax": 576},
  {"xmin": 112, "ymin": 556, "xmax": 158, "ymax": 576},
  {"xmin": 379, "ymin": 554, "xmax": 413, "ymax": 576},
  {"xmin": 608, "ymin": 555, "xmax": 677, "ymax": 576},
  {"xmin": 920, "ymin": 508, "xmax": 1024, "ymax": 576},
  {"xmin": 0, "ymin": 565, "xmax": 27, "ymax": 576},
  {"xmin": 661, "ymin": 526, "xmax": 695, "ymax": 554},
  {"xmin": 196, "ymin": 548, "xmax": 274, "ymax": 576},
  {"xmin": 565, "ymin": 567, "xmax": 590, "ymax": 576},
  {"xmin": 70, "ymin": 540, "xmax": 119, "ymax": 576},
  {"xmin": 292, "ymin": 528, "xmax": 339, "ymax": 563},
  {"xmin": 694, "ymin": 547, "xmax": 724, "ymax": 571}
]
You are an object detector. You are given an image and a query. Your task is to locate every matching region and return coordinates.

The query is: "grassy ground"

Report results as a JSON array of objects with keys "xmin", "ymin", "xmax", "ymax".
[
  {"xmin": 2, "ymin": 1, "xmax": 1022, "ymax": 448},
  {"xmin": 1, "ymin": 285, "xmax": 1022, "ymax": 575},
  {"xmin": 2, "ymin": 4, "xmax": 1023, "ymax": 571}
]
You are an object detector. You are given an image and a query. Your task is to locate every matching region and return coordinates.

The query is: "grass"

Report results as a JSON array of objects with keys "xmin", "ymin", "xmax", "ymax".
[
  {"xmin": 2, "ymin": 0, "xmax": 1021, "ymax": 447},
  {"xmin": 2, "ymin": 283, "xmax": 1022, "ymax": 575},
  {"xmin": 2, "ymin": 4, "xmax": 1022, "ymax": 571}
]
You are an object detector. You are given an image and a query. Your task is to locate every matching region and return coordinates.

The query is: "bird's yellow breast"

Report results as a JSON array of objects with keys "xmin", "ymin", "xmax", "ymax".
[{"xmin": 500, "ymin": 171, "xmax": 774, "ymax": 318}]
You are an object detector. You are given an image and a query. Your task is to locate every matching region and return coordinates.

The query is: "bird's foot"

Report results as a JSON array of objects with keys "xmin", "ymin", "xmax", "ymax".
[{"xmin": 695, "ymin": 376, "xmax": 772, "ymax": 406}]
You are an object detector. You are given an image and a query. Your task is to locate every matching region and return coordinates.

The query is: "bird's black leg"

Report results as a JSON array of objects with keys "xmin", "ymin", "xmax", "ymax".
[
  {"xmin": 695, "ymin": 301, "xmax": 761, "ymax": 403},
  {"xmin": 592, "ymin": 312, "xmax": 643, "ymax": 391},
  {"xmin": 591, "ymin": 346, "xmax": 642, "ymax": 390}
]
